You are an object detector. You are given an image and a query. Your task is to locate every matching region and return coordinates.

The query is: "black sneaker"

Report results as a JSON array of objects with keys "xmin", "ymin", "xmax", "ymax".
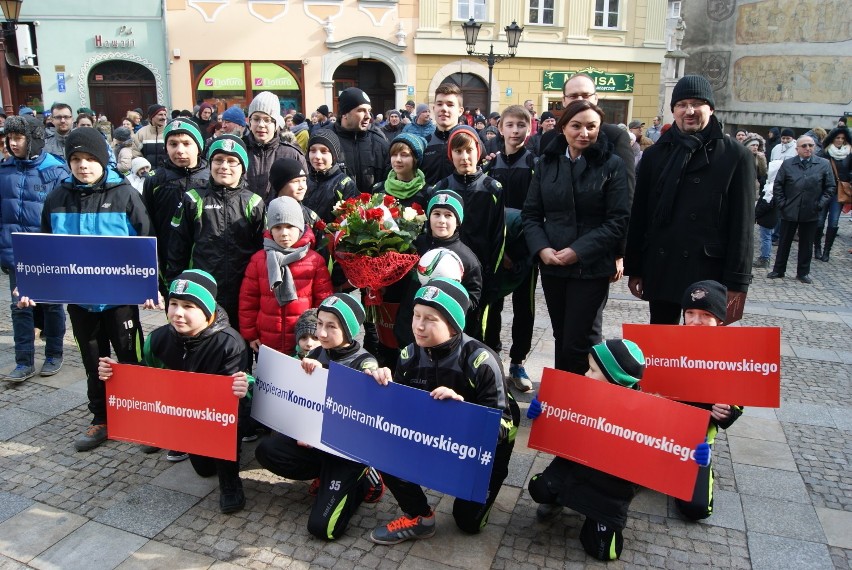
[
  {"xmin": 220, "ymin": 488, "xmax": 246, "ymax": 514},
  {"xmin": 363, "ymin": 468, "xmax": 384, "ymax": 503},
  {"xmin": 166, "ymin": 450, "xmax": 189, "ymax": 462}
]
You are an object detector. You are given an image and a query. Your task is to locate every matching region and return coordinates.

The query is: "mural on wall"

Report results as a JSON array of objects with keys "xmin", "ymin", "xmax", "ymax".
[
  {"xmin": 706, "ymin": 0, "xmax": 736, "ymax": 22},
  {"xmin": 734, "ymin": 56, "xmax": 852, "ymax": 105},
  {"xmin": 698, "ymin": 52, "xmax": 731, "ymax": 91},
  {"xmin": 736, "ymin": 0, "xmax": 851, "ymax": 44}
]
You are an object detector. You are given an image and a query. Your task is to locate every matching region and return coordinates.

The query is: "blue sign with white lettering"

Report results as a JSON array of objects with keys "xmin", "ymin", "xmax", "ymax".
[
  {"xmin": 57, "ymin": 72, "xmax": 66, "ymax": 93},
  {"xmin": 321, "ymin": 361, "xmax": 501, "ymax": 503},
  {"xmin": 11, "ymin": 233, "xmax": 158, "ymax": 306}
]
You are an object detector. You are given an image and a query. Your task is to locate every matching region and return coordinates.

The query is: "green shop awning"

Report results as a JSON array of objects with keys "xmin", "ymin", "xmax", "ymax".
[
  {"xmin": 251, "ymin": 63, "xmax": 298, "ymax": 90},
  {"xmin": 197, "ymin": 63, "xmax": 246, "ymax": 91}
]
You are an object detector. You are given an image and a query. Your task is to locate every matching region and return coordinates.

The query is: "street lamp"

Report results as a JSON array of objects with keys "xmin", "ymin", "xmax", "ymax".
[
  {"xmin": 0, "ymin": 0, "xmax": 23, "ymax": 115},
  {"xmin": 461, "ymin": 18, "xmax": 523, "ymax": 114}
]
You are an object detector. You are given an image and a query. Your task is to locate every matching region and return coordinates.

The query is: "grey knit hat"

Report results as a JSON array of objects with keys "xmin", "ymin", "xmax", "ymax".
[
  {"xmin": 248, "ymin": 91, "xmax": 282, "ymax": 126},
  {"xmin": 267, "ymin": 196, "xmax": 305, "ymax": 234}
]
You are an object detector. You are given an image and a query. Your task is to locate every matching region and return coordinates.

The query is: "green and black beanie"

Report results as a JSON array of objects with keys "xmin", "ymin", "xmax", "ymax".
[
  {"xmin": 590, "ymin": 339, "xmax": 644, "ymax": 390},
  {"xmin": 207, "ymin": 134, "xmax": 249, "ymax": 171},
  {"xmin": 681, "ymin": 280, "xmax": 727, "ymax": 324},
  {"xmin": 168, "ymin": 269, "xmax": 218, "ymax": 320},
  {"xmin": 427, "ymin": 189, "xmax": 465, "ymax": 224},
  {"xmin": 414, "ymin": 277, "xmax": 470, "ymax": 334},
  {"xmin": 318, "ymin": 293, "xmax": 365, "ymax": 343},
  {"xmin": 164, "ymin": 118, "xmax": 205, "ymax": 155}
]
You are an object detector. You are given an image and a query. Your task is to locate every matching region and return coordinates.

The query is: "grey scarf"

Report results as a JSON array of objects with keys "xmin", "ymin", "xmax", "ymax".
[{"xmin": 264, "ymin": 237, "xmax": 309, "ymax": 305}]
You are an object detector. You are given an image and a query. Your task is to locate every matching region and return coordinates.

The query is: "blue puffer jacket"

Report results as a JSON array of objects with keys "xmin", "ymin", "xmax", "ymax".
[{"xmin": 0, "ymin": 151, "xmax": 69, "ymax": 268}]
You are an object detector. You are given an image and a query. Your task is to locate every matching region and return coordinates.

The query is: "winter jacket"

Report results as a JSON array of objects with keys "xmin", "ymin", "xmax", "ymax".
[
  {"xmin": 144, "ymin": 306, "xmax": 250, "ymax": 378},
  {"xmin": 115, "ymin": 144, "xmax": 134, "ymax": 174},
  {"xmin": 143, "ymin": 158, "xmax": 210, "ymax": 292},
  {"xmin": 166, "ymin": 181, "xmax": 265, "ymax": 321},
  {"xmin": 429, "ymin": 170, "xmax": 505, "ymax": 300},
  {"xmin": 420, "ymin": 128, "xmax": 453, "ymax": 185},
  {"xmin": 394, "ymin": 333, "xmax": 519, "ymax": 444},
  {"xmin": 238, "ymin": 230, "xmax": 333, "ymax": 355},
  {"xmin": 0, "ymin": 151, "xmax": 69, "ymax": 268},
  {"xmin": 290, "ymin": 122, "xmax": 310, "ymax": 154},
  {"xmin": 485, "ymin": 147, "xmax": 537, "ymax": 210},
  {"xmin": 402, "ymin": 119, "xmax": 437, "ymax": 142},
  {"xmin": 132, "ymin": 123, "xmax": 167, "ymax": 169},
  {"xmin": 307, "ymin": 341, "xmax": 378, "ymax": 372},
  {"xmin": 381, "ymin": 122, "xmax": 405, "ymax": 138},
  {"xmin": 332, "ymin": 122, "xmax": 389, "ymax": 195},
  {"xmin": 41, "ymin": 168, "xmax": 152, "ymax": 312},
  {"xmin": 303, "ymin": 164, "xmax": 358, "ymax": 223},
  {"xmin": 774, "ymin": 155, "xmax": 835, "ymax": 223},
  {"xmin": 242, "ymin": 132, "xmax": 308, "ymax": 202},
  {"xmin": 819, "ymin": 127, "xmax": 852, "ymax": 184},
  {"xmin": 624, "ymin": 118, "xmax": 755, "ymax": 302},
  {"xmin": 43, "ymin": 132, "xmax": 68, "ymax": 160},
  {"xmin": 523, "ymin": 132, "xmax": 630, "ymax": 280}
]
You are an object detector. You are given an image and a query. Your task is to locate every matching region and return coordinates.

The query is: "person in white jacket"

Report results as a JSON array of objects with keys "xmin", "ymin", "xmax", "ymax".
[{"xmin": 127, "ymin": 157, "xmax": 151, "ymax": 193}]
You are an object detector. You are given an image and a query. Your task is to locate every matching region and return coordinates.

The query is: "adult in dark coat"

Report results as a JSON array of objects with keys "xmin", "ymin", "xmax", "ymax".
[
  {"xmin": 331, "ymin": 87, "xmax": 390, "ymax": 195},
  {"xmin": 522, "ymin": 100, "xmax": 630, "ymax": 376},
  {"xmin": 814, "ymin": 126, "xmax": 851, "ymax": 262},
  {"xmin": 767, "ymin": 136, "xmax": 835, "ymax": 283},
  {"xmin": 624, "ymin": 75, "xmax": 755, "ymax": 324}
]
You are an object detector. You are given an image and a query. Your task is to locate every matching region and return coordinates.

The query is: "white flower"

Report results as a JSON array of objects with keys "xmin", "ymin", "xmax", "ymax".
[
  {"xmin": 402, "ymin": 207, "xmax": 417, "ymax": 222},
  {"xmin": 415, "ymin": 214, "xmax": 427, "ymax": 224}
]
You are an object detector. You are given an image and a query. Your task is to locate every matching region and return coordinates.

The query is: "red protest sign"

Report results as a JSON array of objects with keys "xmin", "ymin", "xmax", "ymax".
[
  {"xmin": 105, "ymin": 363, "xmax": 238, "ymax": 461},
  {"xmin": 527, "ymin": 368, "xmax": 710, "ymax": 500},
  {"xmin": 622, "ymin": 324, "xmax": 781, "ymax": 407}
]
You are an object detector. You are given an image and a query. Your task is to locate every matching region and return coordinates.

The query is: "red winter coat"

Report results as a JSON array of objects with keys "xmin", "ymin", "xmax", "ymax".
[{"xmin": 239, "ymin": 230, "xmax": 332, "ymax": 354}]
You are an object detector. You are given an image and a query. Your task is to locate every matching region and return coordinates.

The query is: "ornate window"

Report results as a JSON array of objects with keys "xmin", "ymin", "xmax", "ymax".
[
  {"xmin": 594, "ymin": 0, "xmax": 620, "ymax": 29},
  {"xmin": 457, "ymin": 0, "xmax": 486, "ymax": 21},
  {"xmin": 529, "ymin": 0, "xmax": 554, "ymax": 25}
]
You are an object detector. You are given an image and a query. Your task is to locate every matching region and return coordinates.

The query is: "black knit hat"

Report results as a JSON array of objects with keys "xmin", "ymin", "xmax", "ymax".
[
  {"xmin": 338, "ymin": 87, "xmax": 371, "ymax": 116},
  {"xmin": 164, "ymin": 118, "xmax": 204, "ymax": 154},
  {"xmin": 414, "ymin": 277, "xmax": 470, "ymax": 334},
  {"xmin": 316, "ymin": 104, "xmax": 330, "ymax": 117},
  {"xmin": 681, "ymin": 280, "xmax": 727, "ymax": 324},
  {"xmin": 5, "ymin": 115, "xmax": 45, "ymax": 159},
  {"xmin": 590, "ymin": 339, "xmax": 645, "ymax": 389},
  {"xmin": 169, "ymin": 269, "xmax": 218, "ymax": 320},
  {"xmin": 671, "ymin": 75, "xmax": 715, "ymax": 110},
  {"xmin": 269, "ymin": 158, "xmax": 307, "ymax": 192},
  {"xmin": 148, "ymin": 104, "xmax": 167, "ymax": 119},
  {"xmin": 295, "ymin": 308, "xmax": 319, "ymax": 341},
  {"xmin": 540, "ymin": 111, "xmax": 555, "ymax": 122},
  {"xmin": 65, "ymin": 127, "xmax": 110, "ymax": 170},
  {"xmin": 308, "ymin": 129, "xmax": 343, "ymax": 165},
  {"xmin": 318, "ymin": 293, "xmax": 365, "ymax": 343},
  {"xmin": 780, "ymin": 128, "xmax": 795, "ymax": 138},
  {"xmin": 113, "ymin": 127, "xmax": 132, "ymax": 143}
]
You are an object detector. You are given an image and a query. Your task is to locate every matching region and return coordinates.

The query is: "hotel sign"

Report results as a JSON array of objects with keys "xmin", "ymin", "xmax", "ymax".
[{"xmin": 543, "ymin": 67, "xmax": 634, "ymax": 93}]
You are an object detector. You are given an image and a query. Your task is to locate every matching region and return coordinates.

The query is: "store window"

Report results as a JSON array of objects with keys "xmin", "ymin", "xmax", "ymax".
[
  {"xmin": 529, "ymin": 0, "xmax": 554, "ymax": 25},
  {"xmin": 193, "ymin": 61, "xmax": 304, "ymax": 114},
  {"xmin": 457, "ymin": 0, "xmax": 486, "ymax": 21},
  {"xmin": 546, "ymin": 96, "xmax": 629, "ymax": 127},
  {"xmin": 594, "ymin": 0, "xmax": 620, "ymax": 29}
]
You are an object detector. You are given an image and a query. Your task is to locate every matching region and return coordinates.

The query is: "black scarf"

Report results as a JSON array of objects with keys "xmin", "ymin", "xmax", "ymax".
[{"xmin": 652, "ymin": 117, "xmax": 718, "ymax": 227}]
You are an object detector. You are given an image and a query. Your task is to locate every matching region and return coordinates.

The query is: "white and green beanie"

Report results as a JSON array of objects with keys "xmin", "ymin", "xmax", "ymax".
[
  {"xmin": 207, "ymin": 134, "xmax": 249, "ymax": 171},
  {"xmin": 164, "ymin": 119, "xmax": 205, "ymax": 155},
  {"xmin": 168, "ymin": 269, "xmax": 218, "ymax": 320},
  {"xmin": 318, "ymin": 293, "xmax": 365, "ymax": 343},
  {"xmin": 590, "ymin": 339, "xmax": 644, "ymax": 389},
  {"xmin": 427, "ymin": 189, "xmax": 465, "ymax": 224},
  {"xmin": 414, "ymin": 277, "xmax": 470, "ymax": 334}
]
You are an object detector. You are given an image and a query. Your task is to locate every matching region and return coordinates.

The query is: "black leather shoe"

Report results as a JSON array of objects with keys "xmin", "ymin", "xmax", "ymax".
[
  {"xmin": 796, "ymin": 275, "xmax": 813, "ymax": 284},
  {"xmin": 766, "ymin": 271, "xmax": 784, "ymax": 279}
]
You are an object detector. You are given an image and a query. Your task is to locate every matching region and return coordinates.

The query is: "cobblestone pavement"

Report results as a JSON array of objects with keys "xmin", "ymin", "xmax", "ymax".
[{"xmin": 1, "ymin": 223, "xmax": 850, "ymax": 569}]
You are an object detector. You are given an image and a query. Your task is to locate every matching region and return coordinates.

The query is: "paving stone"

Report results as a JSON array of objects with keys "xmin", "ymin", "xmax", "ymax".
[
  {"xmin": 149, "ymin": 460, "xmax": 220, "ymax": 498},
  {"xmin": 0, "ymin": 554, "xmax": 27, "ymax": 570},
  {"xmin": 776, "ymin": 402, "xmax": 839, "ymax": 428},
  {"xmin": 727, "ymin": 416, "xmax": 787, "ymax": 443},
  {"xmin": 629, "ymin": 488, "xmax": 668, "ymax": 517},
  {"xmin": 742, "ymin": 406, "xmax": 778, "ymax": 420},
  {"xmin": 741, "ymin": 495, "xmax": 826, "ymax": 542},
  {"xmin": 748, "ymin": 532, "xmax": 834, "ymax": 570},
  {"xmin": 828, "ymin": 407, "xmax": 852, "ymax": 432},
  {"xmin": 0, "ymin": 503, "xmax": 87, "ymax": 563},
  {"xmin": 815, "ymin": 507, "xmax": 852, "ymax": 550},
  {"xmin": 115, "ymin": 540, "xmax": 216, "ymax": 570},
  {"xmin": 0, "ymin": 493, "xmax": 33, "ymax": 524},
  {"xmin": 692, "ymin": 490, "xmax": 745, "ymax": 531},
  {"xmin": 734, "ymin": 464, "xmax": 810, "ymax": 503},
  {"xmin": 95, "ymin": 484, "xmax": 199, "ymax": 538},
  {"xmin": 727, "ymin": 435, "xmax": 797, "ymax": 471},
  {"xmin": 28, "ymin": 364, "xmax": 87, "ymax": 390},
  {"xmin": 30, "ymin": 521, "xmax": 148, "ymax": 570},
  {"xmin": 407, "ymin": 510, "xmax": 504, "ymax": 568},
  {"xmin": 0, "ymin": 406, "xmax": 50, "ymax": 441},
  {"xmin": 16, "ymin": 388, "xmax": 89, "ymax": 418},
  {"xmin": 801, "ymin": 311, "xmax": 843, "ymax": 322},
  {"xmin": 503, "ymin": 451, "xmax": 534, "ymax": 488},
  {"xmin": 837, "ymin": 350, "xmax": 852, "ymax": 365},
  {"xmin": 790, "ymin": 346, "xmax": 843, "ymax": 363}
]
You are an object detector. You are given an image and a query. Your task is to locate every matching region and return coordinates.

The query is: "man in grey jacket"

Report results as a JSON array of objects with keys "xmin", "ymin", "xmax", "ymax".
[
  {"xmin": 43, "ymin": 103, "xmax": 74, "ymax": 159},
  {"xmin": 767, "ymin": 136, "xmax": 835, "ymax": 284}
]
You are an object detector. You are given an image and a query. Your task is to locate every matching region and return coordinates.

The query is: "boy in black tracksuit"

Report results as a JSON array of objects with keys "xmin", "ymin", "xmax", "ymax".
[
  {"xmin": 483, "ymin": 105, "xmax": 538, "ymax": 390},
  {"xmin": 527, "ymin": 339, "xmax": 712, "ymax": 561},
  {"xmin": 254, "ymin": 293, "xmax": 384, "ymax": 540},
  {"xmin": 166, "ymin": 134, "xmax": 265, "ymax": 330},
  {"xmin": 429, "ymin": 125, "xmax": 505, "ymax": 342},
  {"xmin": 142, "ymin": 119, "xmax": 209, "ymax": 297},
  {"xmin": 675, "ymin": 280, "xmax": 744, "ymax": 520},
  {"xmin": 369, "ymin": 278, "xmax": 519, "ymax": 544},
  {"xmin": 97, "ymin": 270, "xmax": 253, "ymax": 513}
]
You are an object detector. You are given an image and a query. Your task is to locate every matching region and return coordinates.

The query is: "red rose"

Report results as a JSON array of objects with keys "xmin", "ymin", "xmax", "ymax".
[
  {"xmin": 368, "ymin": 208, "xmax": 385, "ymax": 221},
  {"xmin": 383, "ymin": 194, "xmax": 396, "ymax": 207},
  {"xmin": 389, "ymin": 207, "xmax": 400, "ymax": 218},
  {"xmin": 411, "ymin": 202, "xmax": 424, "ymax": 214},
  {"xmin": 360, "ymin": 193, "xmax": 372, "ymax": 203},
  {"xmin": 314, "ymin": 219, "xmax": 327, "ymax": 231}
]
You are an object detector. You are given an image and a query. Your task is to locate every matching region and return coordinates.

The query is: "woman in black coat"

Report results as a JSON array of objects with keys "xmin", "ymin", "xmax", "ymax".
[{"xmin": 522, "ymin": 100, "xmax": 630, "ymax": 375}]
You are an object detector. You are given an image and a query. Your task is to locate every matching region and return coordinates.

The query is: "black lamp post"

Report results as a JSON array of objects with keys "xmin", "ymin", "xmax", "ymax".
[
  {"xmin": 461, "ymin": 18, "xmax": 523, "ymax": 114},
  {"xmin": 0, "ymin": 0, "xmax": 23, "ymax": 115}
]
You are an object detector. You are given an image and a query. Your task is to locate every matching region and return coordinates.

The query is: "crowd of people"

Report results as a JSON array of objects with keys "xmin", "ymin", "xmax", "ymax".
[{"xmin": 0, "ymin": 72, "xmax": 847, "ymax": 560}]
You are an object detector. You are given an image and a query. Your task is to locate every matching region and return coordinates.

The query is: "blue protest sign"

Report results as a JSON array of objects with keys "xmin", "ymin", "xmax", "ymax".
[
  {"xmin": 11, "ymin": 233, "xmax": 158, "ymax": 305},
  {"xmin": 321, "ymin": 361, "xmax": 501, "ymax": 503}
]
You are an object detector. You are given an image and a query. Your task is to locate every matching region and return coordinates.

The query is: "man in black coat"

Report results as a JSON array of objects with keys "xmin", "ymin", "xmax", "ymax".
[
  {"xmin": 767, "ymin": 136, "xmax": 835, "ymax": 284},
  {"xmin": 624, "ymin": 75, "xmax": 755, "ymax": 324},
  {"xmin": 331, "ymin": 87, "xmax": 389, "ymax": 195}
]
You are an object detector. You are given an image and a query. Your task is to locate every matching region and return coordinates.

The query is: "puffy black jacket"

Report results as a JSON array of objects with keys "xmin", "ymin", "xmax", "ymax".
[
  {"xmin": 333, "ymin": 122, "xmax": 389, "ymax": 195},
  {"xmin": 307, "ymin": 341, "xmax": 378, "ymax": 372},
  {"xmin": 522, "ymin": 132, "xmax": 630, "ymax": 279},
  {"xmin": 303, "ymin": 163, "xmax": 358, "ymax": 223},
  {"xmin": 142, "ymin": 158, "xmax": 209, "ymax": 291},
  {"xmin": 242, "ymin": 132, "xmax": 307, "ymax": 202}
]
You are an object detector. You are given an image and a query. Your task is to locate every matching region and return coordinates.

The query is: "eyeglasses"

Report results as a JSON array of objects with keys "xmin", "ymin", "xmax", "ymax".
[
  {"xmin": 564, "ymin": 92, "xmax": 596, "ymax": 101},
  {"xmin": 673, "ymin": 101, "xmax": 709, "ymax": 111},
  {"xmin": 211, "ymin": 157, "xmax": 242, "ymax": 168},
  {"xmin": 250, "ymin": 116, "xmax": 275, "ymax": 126},
  {"xmin": 52, "ymin": 115, "xmax": 72, "ymax": 121},
  {"xmin": 800, "ymin": 143, "xmax": 815, "ymax": 148}
]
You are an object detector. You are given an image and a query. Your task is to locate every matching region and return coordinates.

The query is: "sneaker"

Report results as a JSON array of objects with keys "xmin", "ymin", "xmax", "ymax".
[
  {"xmin": 308, "ymin": 477, "xmax": 320, "ymax": 497},
  {"xmin": 241, "ymin": 433, "xmax": 259, "ymax": 442},
  {"xmin": 74, "ymin": 424, "xmax": 108, "ymax": 452},
  {"xmin": 40, "ymin": 357, "xmax": 63, "ymax": 377},
  {"xmin": 754, "ymin": 257, "xmax": 769, "ymax": 269},
  {"xmin": 509, "ymin": 364, "xmax": 533, "ymax": 392},
  {"xmin": 536, "ymin": 503, "xmax": 563, "ymax": 523},
  {"xmin": 370, "ymin": 512, "xmax": 436, "ymax": 544},
  {"xmin": 363, "ymin": 468, "xmax": 385, "ymax": 504},
  {"xmin": 220, "ymin": 481, "xmax": 246, "ymax": 514},
  {"xmin": 6, "ymin": 364, "xmax": 35, "ymax": 383},
  {"xmin": 166, "ymin": 450, "xmax": 189, "ymax": 462}
]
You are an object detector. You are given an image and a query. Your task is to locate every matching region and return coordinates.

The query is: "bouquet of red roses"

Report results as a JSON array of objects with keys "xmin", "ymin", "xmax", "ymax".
[{"xmin": 326, "ymin": 193, "xmax": 426, "ymax": 305}]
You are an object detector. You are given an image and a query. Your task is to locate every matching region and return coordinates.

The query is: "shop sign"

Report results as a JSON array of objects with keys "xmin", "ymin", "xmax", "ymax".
[
  {"xmin": 250, "ymin": 63, "xmax": 298, "ymax": 90},
  {"xmin": 543, "ymin": 67, "xmax": 634, "ymax": 93},
  {"xmin": 94, "ymin": 35, "xmax": 136, "ymax": 49},
  {"xmin": 197, "ymin": 62, "xmax": 246, "ymax": 91}
]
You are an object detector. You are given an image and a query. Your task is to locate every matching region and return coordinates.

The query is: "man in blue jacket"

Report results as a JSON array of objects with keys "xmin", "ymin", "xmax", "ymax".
[{"xmin": 0, "ymin": 115, "xmax": 69, "ymax": 381}]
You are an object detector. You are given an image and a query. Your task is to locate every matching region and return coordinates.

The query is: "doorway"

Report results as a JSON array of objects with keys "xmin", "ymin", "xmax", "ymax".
[
  {"xmin": 441, "ymin": 73, "xmax": 488, "ymax": 115},
  {"xmin": 88, "ymin": 60, "xmax": 157, "ymax": 126},
  {"xmin": 331, "ymin": 59, "xmax": 395, "ymax": 117}
]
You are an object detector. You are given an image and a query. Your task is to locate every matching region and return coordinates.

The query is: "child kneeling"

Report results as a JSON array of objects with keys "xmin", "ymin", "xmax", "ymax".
[{"xmin": 98, "ymin": 270, "xmax": 252, "ymax": 513}]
